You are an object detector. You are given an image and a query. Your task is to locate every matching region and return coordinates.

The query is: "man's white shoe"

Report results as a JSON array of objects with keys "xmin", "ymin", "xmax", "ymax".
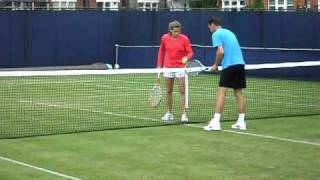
[
  {"xmin": 181, "ymin": 113, "xmax": 188, "ymax": 123},
  {"xmin": 203, "ymin": 119, "xmax": 221, "ymax": 131},
  {"xmin": 162, "ymin": 112, "xmax": 174, "ymax": 121},
  {"xmin": 231, "ymin": 121, "xmax": 246, "ymax": 130}
]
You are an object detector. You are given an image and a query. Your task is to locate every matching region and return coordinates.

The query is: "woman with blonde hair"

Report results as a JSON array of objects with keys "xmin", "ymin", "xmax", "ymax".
[{"xmin": 156, "ymin": 20, "xmax": 193, "ymax": 123}]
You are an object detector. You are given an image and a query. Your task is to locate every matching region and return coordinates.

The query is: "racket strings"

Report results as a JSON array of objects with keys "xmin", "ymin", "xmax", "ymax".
[{"xmin": 149, "ymin": 85, "xmax": 162, "ymax": 107}]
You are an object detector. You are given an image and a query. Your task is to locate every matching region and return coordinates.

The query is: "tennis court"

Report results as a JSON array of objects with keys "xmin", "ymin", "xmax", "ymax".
[
  {"xmin": 0, "ymin": 117, "xmax": 319, "ymax": 180},
  {"xmin": 0, "ymin": 66, "xmax": 319, "ymax": 179},
  {"xmin": 1, "ymin": 7, "xmax": 320, "ymax": 180},
  {"xmin": 0, "ymin": 66, "xmax": 318, "ymax": 138}
]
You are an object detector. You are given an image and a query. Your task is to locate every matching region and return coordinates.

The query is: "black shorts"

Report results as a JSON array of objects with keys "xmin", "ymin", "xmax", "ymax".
[{"xmin": 219, "ymin": 64, "xmax": 246, "ymax": 89}]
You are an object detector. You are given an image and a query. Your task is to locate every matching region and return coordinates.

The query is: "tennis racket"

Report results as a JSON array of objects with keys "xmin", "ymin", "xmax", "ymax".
[
  {"xmin": 186, "ymin": 59, "xmax": 211, "ymax": 76},
  {"xmin": 148, "ymin": 72, "xmax": 162, "ymax": 107}
]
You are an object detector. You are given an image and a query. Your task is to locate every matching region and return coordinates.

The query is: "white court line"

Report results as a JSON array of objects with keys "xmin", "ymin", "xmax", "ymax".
[
  {"xmin": 78, "ymin": 79, "xmax": 319, "ymax": 107},
  {"xmin": 186, "ymin": 124, "xmax": 320, "ymax": 147},
  {"xmin": 5, "ymin": 76, "xmax": 318, "ymax": 95},
  {"xmin": 21, "ymin": 100, "xmax": 320, "ymax": 147},
  {"xmin": 20, "ymin": 100, "xmax": 161, "ymax": 123},
  {"xmin": 0, "ymin": 156, "xmax": 82, "ymax": 180},
  {"xmin": 15, "ymin": 81, "xmax": 317, "ymax": 107},
  {"xmin": 4, "ymin": 77, "xmax": 319, "ymax": 108},
  {"xmin": 2, "ymin": 102, "xmax": 318, "ymax": 179}
]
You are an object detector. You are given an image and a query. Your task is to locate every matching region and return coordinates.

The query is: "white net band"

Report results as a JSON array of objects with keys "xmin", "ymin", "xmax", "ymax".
[{"xmin": 0, "ymin": 61, "xmax": 319, "ymax": 77}]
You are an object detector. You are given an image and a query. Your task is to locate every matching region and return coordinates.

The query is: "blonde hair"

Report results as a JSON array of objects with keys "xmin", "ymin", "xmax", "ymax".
[{"xmin": 168, "ymin": 20, "xmax": 182, "ymax": 34}]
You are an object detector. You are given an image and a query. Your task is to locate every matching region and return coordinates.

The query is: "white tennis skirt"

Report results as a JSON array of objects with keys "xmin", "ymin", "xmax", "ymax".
[{"xmin": 163, "ymin": 70, "xmax": 185, "ymax": 78}]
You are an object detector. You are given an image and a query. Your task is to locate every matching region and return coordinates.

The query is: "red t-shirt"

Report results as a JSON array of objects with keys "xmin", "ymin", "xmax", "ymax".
[{"xmin": 157, "ymin": 33, "xmax": 193, "ymax": 68}]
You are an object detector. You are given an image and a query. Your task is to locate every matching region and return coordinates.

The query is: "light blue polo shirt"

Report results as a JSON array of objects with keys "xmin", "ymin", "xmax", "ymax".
[{"xmin": 212, "ymin": 28, "xmax": 245, "ymax": 69}]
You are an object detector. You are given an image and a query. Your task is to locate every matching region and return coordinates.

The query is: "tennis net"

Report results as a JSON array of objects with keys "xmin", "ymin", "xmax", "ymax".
[{"xmin": 0, "ymin": 61, "xmax": 319, "ymax": 138}]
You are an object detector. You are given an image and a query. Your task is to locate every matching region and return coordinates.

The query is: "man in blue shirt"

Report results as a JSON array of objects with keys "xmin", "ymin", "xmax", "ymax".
[{"xmin": 204, "ymin": 17, "xmax": 247, "ymax": 131}]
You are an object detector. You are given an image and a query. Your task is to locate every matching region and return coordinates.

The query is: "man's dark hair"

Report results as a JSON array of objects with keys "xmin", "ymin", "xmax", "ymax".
[{"xmin": 208, "ymin": 17, "xmax": 222, "ymax": 26}]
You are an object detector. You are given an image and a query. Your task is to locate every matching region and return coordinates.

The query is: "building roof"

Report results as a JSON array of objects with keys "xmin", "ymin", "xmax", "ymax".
[{"xmin": 1, "ymin": 0, "xmax": 48, "ymax": 2}]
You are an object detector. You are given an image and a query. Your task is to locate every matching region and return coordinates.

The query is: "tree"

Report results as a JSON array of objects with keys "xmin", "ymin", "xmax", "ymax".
[
  {"xmin": 247, "ymin": 0, "xmax": 264, "ymax": 10},
  {"xmin": 188, "ymin": 0, "xmax": 219, "ymax": 8}
]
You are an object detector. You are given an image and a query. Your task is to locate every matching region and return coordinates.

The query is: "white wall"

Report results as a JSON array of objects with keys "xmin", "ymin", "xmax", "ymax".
[
  {"xmin": 51, "ymin": 0, "xmax": 76, "ymax": 10},
  {"xmin": 137, "ymin": 0, "xmax": 160, "ymax": 11},
  {"xmin": 96, "ymin": 0, "xmax": 120, "ymax": 10},
  {"xmin": 166, "ymin": 0, "xmax": 187, "ymax": 11},
  {"xmin": 221, "ymin": 0, "xmax": 245, "ymax": 11}
]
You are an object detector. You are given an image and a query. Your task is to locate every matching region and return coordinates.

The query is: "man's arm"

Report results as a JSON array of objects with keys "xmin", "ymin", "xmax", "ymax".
[{"xmin": 212, "ymin": 46, "xmax": 224, "ymax": 72}]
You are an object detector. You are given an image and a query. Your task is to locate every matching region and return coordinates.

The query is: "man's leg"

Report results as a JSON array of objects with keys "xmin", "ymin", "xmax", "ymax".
[
  {"xmin": 204, "ymin": 87, "xmax": 228, "ymax": 131},
  {"xmin": 232, "ymin": 88, "xmax": 246, "ymax": 130},
  {"xmin": 215, "ymin": 87, "xmax": 228, "ymax": 113},
  {"xmin": 234, "ymin": 88, "xmax": 245, "ymax": 114}
]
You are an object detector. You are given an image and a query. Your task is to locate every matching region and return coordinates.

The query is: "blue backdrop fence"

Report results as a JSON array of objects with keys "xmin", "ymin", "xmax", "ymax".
[{"xmin": 0, "ymin": 10, "xmax": 319, "ymax": 69}]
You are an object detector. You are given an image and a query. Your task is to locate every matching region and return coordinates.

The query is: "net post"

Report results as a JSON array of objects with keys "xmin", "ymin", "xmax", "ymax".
[
  {"xmin": 115, "ymin": 44, "xmax": 119, "ymax": 69},
  {"xmin": 185, "ymin": 71, "xmax": 189, "ymax": 109}
]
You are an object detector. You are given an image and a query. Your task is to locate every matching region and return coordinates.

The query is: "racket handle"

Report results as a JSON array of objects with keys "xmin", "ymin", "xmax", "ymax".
[
  {"xmin": 203, "ymin": 66, "xmax": 222, "ymax": 72},
  {"xmin": 156, "ymin": 72, "xmax": 161, "ymax": 85},
  {"xmin": 204, "ymin": 67, "xmax": 212, "ymax": 72}
]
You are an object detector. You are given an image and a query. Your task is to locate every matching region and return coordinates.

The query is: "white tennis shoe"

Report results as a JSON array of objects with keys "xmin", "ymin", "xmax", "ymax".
[
  {"xmin": 162, "ymin": 112, "xmax": 174, "ymax": 121},
  {"xmin": 231, "ymin": 121, "xmax": 247, "ymax": 130},
  {"xmin": 181, "ymin": 113, "xmax": 188, "ymax": 123},
  {"xmin": 203, "ymin": 119, "xmax": 221, "ymax": 131}
]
